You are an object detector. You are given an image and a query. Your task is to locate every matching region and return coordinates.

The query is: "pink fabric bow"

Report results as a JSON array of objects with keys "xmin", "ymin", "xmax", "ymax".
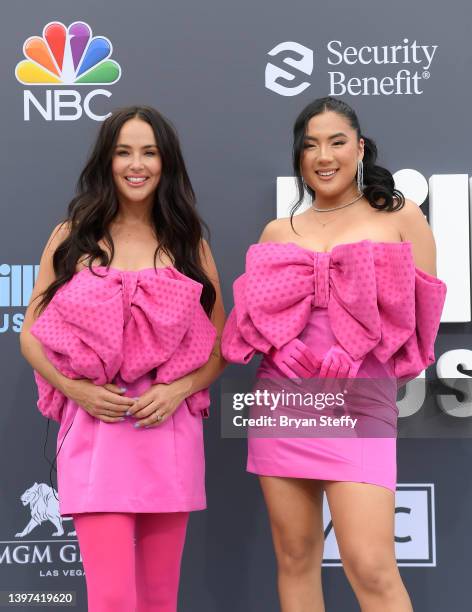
[
  {"xmin": 30, "ymin": 267, "xmax": 217, "ymax": 422},
  {"xmin": 222, "ymin": 240, "xmax": 447, "ymax": 383},
  {"xmin": 222, "ymin": 240, "xmax": 382, "ymax": 363}
]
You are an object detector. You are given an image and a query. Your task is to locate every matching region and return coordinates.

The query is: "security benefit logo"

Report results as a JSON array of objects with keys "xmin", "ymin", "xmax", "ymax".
[
  {"xmin": 265, "ymin": 39, "xmax": 437, "ymax": 97},
  {"xmin": 265, "ymin": 42, "xmax": 314, "ymax": 97},
  {"xmin": 0, "ymin": 264, "xmax": 39, "ymax": 334},
  {"xmin": 15, "ymin": 21, "xmax": 122, "ymax": 121},
  {"xmin": 323, "ymin": 484, "xmax": 436, "ymax": 567},
  {"xmin": 0, "ymin": 483, "xmax": 83, "ymax": 578}
]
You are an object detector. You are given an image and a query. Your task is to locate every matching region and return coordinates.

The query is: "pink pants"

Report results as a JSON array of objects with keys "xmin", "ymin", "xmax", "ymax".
[{"xmin": 73, "ymin": 512, "xmax": 189, "ymax": 612}]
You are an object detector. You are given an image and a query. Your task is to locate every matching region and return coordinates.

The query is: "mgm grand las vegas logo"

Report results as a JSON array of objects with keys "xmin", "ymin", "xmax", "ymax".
[{"xmin": 0, "ymin": 483, "xmax": 84, "ymax": 577}]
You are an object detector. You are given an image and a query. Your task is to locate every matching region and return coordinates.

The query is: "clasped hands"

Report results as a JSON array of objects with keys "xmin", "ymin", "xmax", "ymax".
[
  {"xmin": 269, "ymin": 339, "xmax": 363, "ymax": 380},
  {"xmin": 64, "ymin": 378, "xmax": 188, "ymax": 427}
]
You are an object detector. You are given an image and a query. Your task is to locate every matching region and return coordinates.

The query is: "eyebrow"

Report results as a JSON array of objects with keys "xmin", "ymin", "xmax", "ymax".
[
  {"xmin": 115, "ymin": 144, "xmax": 158, "ymax": 149},
  {"xmin": 304, "ymin": 132, "xmax": 348, "ymax": 141}
]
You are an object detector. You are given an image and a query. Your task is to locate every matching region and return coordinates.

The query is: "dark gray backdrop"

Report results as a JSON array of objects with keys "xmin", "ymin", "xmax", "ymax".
[{"xmin": 1, "ymin": 1, "xmax": 471, "ymax": 610}]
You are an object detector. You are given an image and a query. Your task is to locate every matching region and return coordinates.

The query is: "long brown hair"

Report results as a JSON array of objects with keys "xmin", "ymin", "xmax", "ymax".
[{"xmin": 36, "ymin": 105, "xmax": 216, "ymax": 316}]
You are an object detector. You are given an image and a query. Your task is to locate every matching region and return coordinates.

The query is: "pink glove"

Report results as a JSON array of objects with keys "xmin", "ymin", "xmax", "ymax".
[
  {"xmin": 269, "ymin": 338, "xmax": 321, "ymax": 379},
  {"xmin": 319, "ymin": 344, "xmax": 363, "ymax": 379}
]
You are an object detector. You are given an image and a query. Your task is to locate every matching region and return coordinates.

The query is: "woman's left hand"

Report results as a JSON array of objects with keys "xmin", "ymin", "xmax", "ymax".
[{"xmin": 128, "ymin": 381, "xmax": 189, "ymax": 428}]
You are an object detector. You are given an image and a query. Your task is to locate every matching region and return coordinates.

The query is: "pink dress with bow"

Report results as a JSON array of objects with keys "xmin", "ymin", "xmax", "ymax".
[
  {"xmin": 30, "ymin": 265, "xmax": 217, "ymax": 516},
  {"xmin": 221, "ymin": 240, "xmax": 447, "ymax": 491}
]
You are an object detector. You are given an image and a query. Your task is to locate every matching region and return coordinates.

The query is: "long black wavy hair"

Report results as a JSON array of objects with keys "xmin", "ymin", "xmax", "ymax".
[
  {"xmin": 35, "ymin": 105, "xmax": 216, "ymax": 316},
  {"xmin": 291, "ymin": 96, "xmax": 404, "ymax": 221}
]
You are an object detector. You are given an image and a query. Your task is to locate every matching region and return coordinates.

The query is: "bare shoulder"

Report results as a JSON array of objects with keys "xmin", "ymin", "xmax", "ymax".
[
  {"xmin": 21, "ymin": 221, "xmax": 71, "ymax": 331},
  {"xmin": 391, "ymin": 199, "xmax": 437, "ymax": 275},
  {"xmin": 390, "ymin": 197, "xmax": 427, "ymax": 224},
  {"xmin": 258, "ymin": 217, "xmax": 294, "ymax": 243},
  {"xmin": 199, "ymin": 238, "xmax": 220, "ymax": 283},
  {"xmin": 198, "ymin": 238, "xmax": 226, "ymax": 326},
  {"xmin": 390, "ymin": 197, "xmax": 432, "ymax": 237}
]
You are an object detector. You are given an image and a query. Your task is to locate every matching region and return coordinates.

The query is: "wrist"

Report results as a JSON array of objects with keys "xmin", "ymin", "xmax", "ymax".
[
  {"xmin": 59, "ymin": 376, "xmax": 77, "ymax": 399},
  {"xmin": 171, "ymin": 377, "xmax": 193, "ymax": 400},
  {"xmin": 269, "ymin": 340, "xmax": 292, "ymax": 357}
]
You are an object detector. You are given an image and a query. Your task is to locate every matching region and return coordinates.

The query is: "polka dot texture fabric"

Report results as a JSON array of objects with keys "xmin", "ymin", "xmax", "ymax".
[
  {"xmin": 30, "ymin": 266, "xmax": 217, "ymax": 422},
  {"xmin": 221, "ymin": 240, "xmax": 447, "ymax": 381}
]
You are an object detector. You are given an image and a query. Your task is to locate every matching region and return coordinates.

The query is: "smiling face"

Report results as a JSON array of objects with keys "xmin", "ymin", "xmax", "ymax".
[
  {"xmin": 300, "ymin": 110, "xmax": 364, "ymax": 201},
  {"xmin": 112, "ymin": 117, "xmax": 162, "ymax": 206}
]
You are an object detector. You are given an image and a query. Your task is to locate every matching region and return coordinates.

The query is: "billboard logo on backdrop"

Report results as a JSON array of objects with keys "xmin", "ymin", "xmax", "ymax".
[
  {"xmin": 265, "ymin": 39, "xmax": 438, "ymax": 97},
  {"xmin": 15, "ymin": 21, "xmax": 122, "ymax": 121},
  {"xmin": 0, "ymin": 264, "xmax": 39, "ymax": 334},
  {"xmin": 0, "ymin": 482, "xmax": 83, "ymax": 576}
]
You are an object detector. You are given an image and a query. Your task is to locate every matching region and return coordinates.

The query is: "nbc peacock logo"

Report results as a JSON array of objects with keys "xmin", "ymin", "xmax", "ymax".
[{"xmin": 15, "ymin": 21, "xmax": 122, "ymax": 122}]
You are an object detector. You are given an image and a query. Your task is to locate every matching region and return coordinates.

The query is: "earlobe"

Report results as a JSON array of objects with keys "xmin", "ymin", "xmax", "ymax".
[{"xmin": 358, "ymin": 137, "xmax": 365, "ymax": 161}]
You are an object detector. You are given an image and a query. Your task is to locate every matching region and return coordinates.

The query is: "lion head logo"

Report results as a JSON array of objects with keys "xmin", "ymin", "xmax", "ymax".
[{"xmin": 15, "ymin": 482, "xmax": 76, "ymax": 538}]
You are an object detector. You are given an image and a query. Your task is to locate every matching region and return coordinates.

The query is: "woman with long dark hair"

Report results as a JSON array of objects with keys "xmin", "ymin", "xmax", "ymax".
[
  {"xmin": 222, "ymin": 96, "xmax": 446, "ymax": 610},
  {"xmin": 20, "ymin": 106, "xmax": 226, "ymax": 611}
]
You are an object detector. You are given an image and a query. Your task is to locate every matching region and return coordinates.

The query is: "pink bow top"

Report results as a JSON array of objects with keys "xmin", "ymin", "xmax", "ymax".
[
  {"xmin": 30, "ymin": 266, "xmax": 217, "ymax": 422},
  {"xmin": 221, "ymin": 240, "xmax": 447, "ymax": 380}
]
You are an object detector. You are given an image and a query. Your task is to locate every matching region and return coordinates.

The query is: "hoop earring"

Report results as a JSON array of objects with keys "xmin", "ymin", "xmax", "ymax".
[{"xmin": 356, "ymin": 160, "xmax": 364, "ymax": 193}]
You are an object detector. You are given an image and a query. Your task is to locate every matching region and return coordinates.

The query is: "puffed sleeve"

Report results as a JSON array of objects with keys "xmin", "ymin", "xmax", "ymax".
[
  {"xmin": 30, "ymin": 272, "xmax": 124, "ymax": 384},
  {"xmin": 29, "ymin": 272, "xmax": 125, "ymax": 422},
  {"xmin": 392, "ymin": 267, "xmax": 446, "ymax": 382},
  {"xmin": 33, "ymin": 372, "xmax": 67, "ymax": 423},
  {"xmin": 221, "ymin": 274, "xmax": 272, "ymax": 364},
  {"xmin": 371, "ymin": 243, "xmax": 446, "ymax": 381}
]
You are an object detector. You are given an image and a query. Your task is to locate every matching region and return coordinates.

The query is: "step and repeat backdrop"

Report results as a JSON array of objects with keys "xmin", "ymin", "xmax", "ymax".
[{"xmin": 1, "ymin": 0, "xmax": 471, "ymax": 610}]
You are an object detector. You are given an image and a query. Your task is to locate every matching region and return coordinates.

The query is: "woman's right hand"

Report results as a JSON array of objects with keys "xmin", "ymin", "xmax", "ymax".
[
  {"xmin": 62, "ymin": 379, "xmax": 135, "ymax": 423},
  {"xmin": 269, "ymin": 339, "xmax": 321, "ymax": 379}
]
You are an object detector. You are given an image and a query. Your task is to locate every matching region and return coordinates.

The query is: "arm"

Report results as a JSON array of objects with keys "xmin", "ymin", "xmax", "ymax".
[
  {"xmin": 20, "ymin": 222, "xmax": 73, "ymax": 396},
  {"xmin": 258, "ymin": 218, "xmax": 286, "ymax": 244},
  {"xmin": 131, "ymin": 239, "xmax": 227, "ymax": 425},
  {"xmin": 169, "ymin": 238, "xmax": 227, "ymax": 398},
  {"xmin": 20, "ymin": 223, "xmax": 134, "ymax": 421},
  {"xmin": 396, "ymin": 199, "xmax": 437, "ymax": 275},
  {"xmin": 391, "ymin": 200, "xmax": 444, "ymax": 386}
]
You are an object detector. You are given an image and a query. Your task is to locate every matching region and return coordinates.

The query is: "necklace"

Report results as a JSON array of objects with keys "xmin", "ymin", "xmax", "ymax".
[
  {"xmin": 312, "ymin": 192, "xmax": 364, "ymax": 212},
  {"xmin": 311, "ymin": 192, "xmax": 364, "ymax": 228}
]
